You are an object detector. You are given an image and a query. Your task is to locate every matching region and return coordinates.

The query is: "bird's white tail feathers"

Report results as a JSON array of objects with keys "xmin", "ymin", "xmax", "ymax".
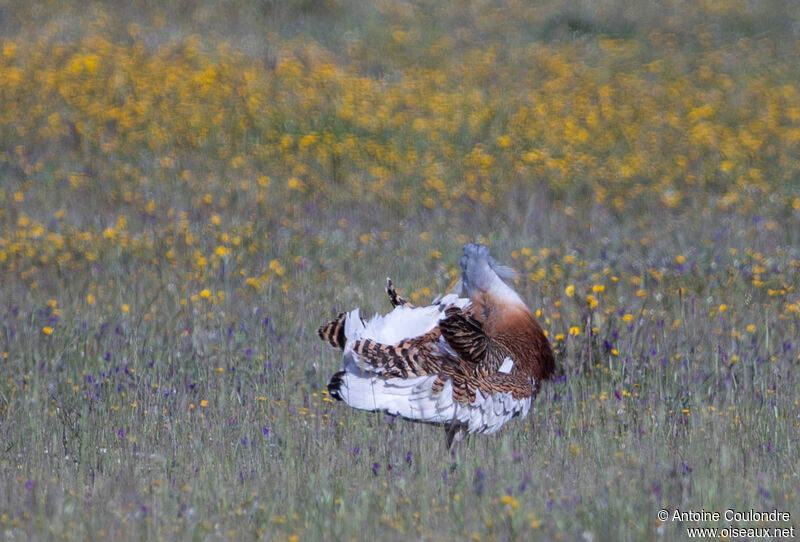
[
  {"xmin": 334, "ymin": 356, "xmax": 455, "ymax": 422},
  {"xmin": 346, "ymin": 293, "xmax": 468, "ymax": 347},
  {"xmin": 333, "ymin": 356, "xmax": 532, "ymax": 433}
]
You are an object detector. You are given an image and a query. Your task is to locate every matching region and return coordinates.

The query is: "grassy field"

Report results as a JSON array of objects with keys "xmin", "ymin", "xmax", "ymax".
[{"xmin": 1, "ymin": 1, "xmax": 799, "ymax": 540}]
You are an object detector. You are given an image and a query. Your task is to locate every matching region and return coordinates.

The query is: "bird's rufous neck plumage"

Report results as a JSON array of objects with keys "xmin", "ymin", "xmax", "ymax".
[{"xmin": 460, "ymin": 244, "xmax": 555, "ymax": 384}]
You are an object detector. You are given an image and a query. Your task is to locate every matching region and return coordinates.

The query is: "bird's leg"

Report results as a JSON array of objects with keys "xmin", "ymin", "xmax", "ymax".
[{"xmin": 445, "ymin": 424, "xmax": 467, "ymax": 454}]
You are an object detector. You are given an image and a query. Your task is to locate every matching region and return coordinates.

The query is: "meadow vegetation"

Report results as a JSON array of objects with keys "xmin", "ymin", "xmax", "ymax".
[{"xmin": 1, "ymin": 0, "xmax": 799, "ymax": 540}]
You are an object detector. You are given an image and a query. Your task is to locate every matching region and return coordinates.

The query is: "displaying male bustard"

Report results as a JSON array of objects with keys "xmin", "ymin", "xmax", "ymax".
[{"xmin": 318, "ymin": 243, "xmax": 555, "ymax": 451}]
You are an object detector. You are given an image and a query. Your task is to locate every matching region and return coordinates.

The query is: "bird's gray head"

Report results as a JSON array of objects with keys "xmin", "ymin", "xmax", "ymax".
[{"xmin": 459, "ymin": 243, "xmax": 518, "ymax": 299}]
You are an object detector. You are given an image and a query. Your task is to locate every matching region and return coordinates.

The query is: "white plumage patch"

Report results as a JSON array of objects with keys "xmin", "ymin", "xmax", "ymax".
[
  {"xmin": 334, "ymin": 354, "xmax": 532, "ymax": 434},
  {"xmin": 346, "ymin": 293, "xmax": 468, "ymax": 347},
  {"xmin": 498, "ymin": 356, "xmax": 514, "ymax": 374}
]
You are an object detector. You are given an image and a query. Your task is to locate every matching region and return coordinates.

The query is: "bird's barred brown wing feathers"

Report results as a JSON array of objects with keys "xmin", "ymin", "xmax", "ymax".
[
  {"xmin": 348, "ymin": 329, "xmax": 535, "ymax": 405},
  {"xmin": 317, "ymin": 313, "xmax": 347, "ymax": 349},
  {"xmin": 431, "ymin": 363, "xmax": 537, "ymax": 403},
  {"xmin": 438, "ymin": 307, "xmax": 486, "ymax": 363},
  {"xmin": 386, "ymin": 278, "xmax": 412, "ymax": 308},
  {"xmin": 438, "ymin": 306, "xmax": 513, "ymax": 378},
  {"xmin": 349, "ymin": 331, "xmax": 442, "ymax": 378},
  {"xmin": 345, "ymin": 332, "xmax": 536, "ymax": 413}
]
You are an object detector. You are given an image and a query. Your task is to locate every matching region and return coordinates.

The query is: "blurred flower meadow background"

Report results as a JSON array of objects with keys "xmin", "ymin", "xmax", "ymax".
[{"xmin": 1, "ymin": 0, "xmax": 799, "ymax": 540}]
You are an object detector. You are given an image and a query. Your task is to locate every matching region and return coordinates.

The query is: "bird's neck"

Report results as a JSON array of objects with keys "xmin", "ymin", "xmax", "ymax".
[{"xmin": 470, "ymin": 293, "xmax": 555, "ymax": 383}]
